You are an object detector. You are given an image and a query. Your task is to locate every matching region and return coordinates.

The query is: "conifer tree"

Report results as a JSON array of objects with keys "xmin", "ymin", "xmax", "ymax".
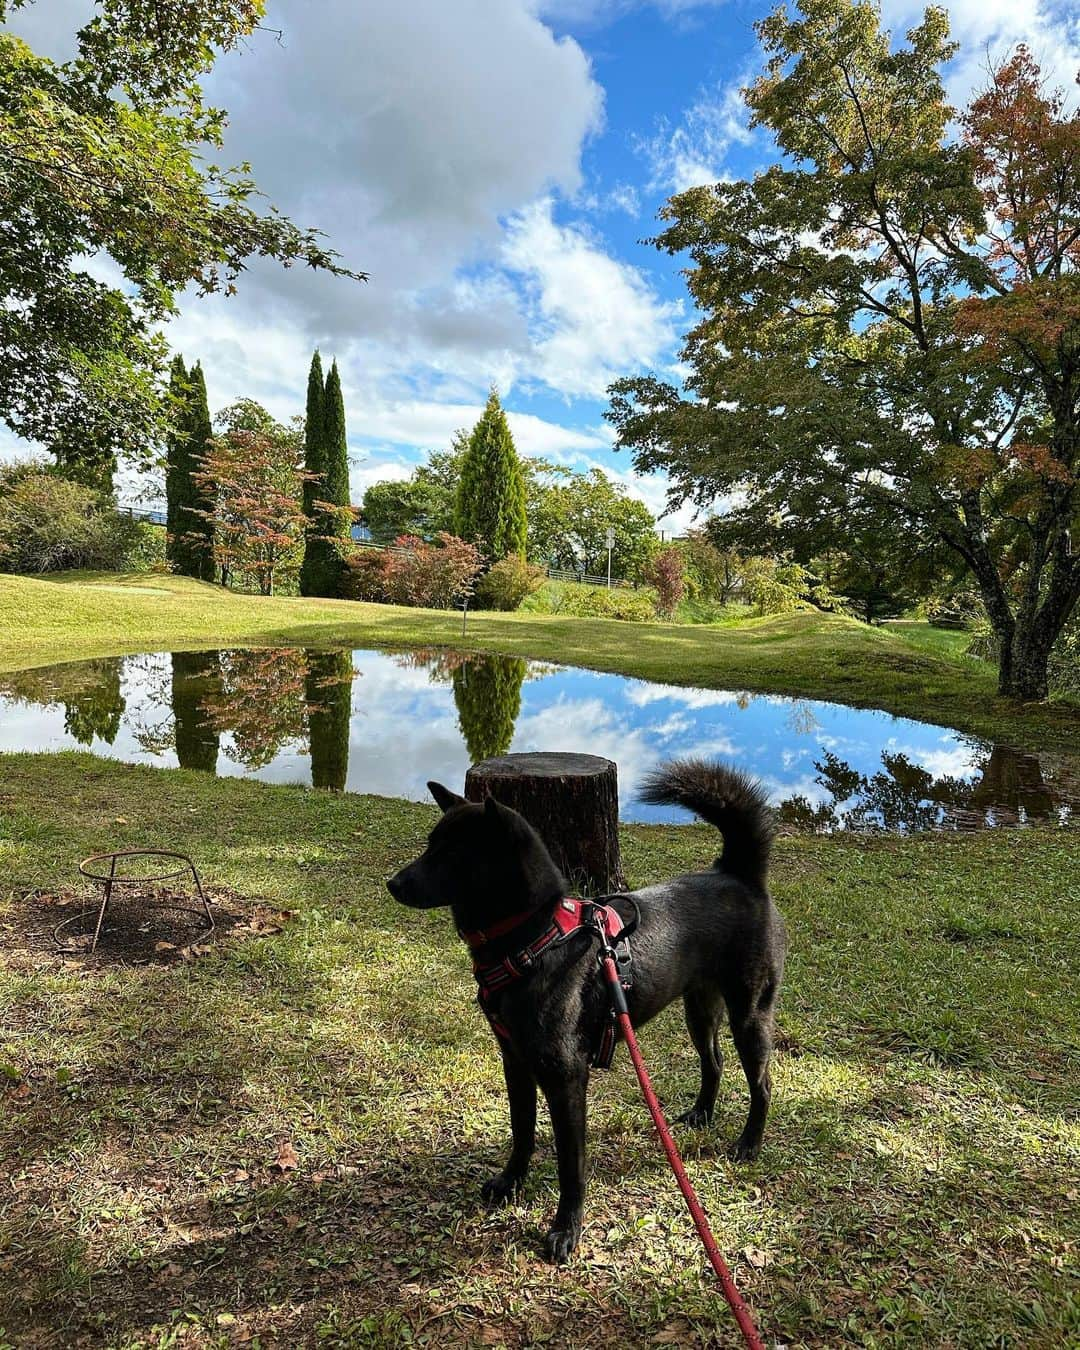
[
  {"xmin": 299, "ymin": 349, "xmax": 326, "ymax": 596},
  {"xmin": 164, "ymin": 354, "xmax": 188, "ymax": 566},
  {"xmin": 299, "ymin": 353, "xmax": 351, "ymax": 596},
  {"xmin": 165, "ymin": 356, "xmax": 216, "ymax": 580},
  {"xmin": 454, "ymin": 389, "xmax": 527, "ymax": 564}
]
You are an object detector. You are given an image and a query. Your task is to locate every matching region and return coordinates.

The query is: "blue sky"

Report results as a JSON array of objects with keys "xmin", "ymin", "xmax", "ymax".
[{"xmin": 4, "ymin": 0, "xmax": 1079, "ymax": 527}]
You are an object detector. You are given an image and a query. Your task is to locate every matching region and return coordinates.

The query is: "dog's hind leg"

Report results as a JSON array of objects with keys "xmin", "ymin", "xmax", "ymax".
[
  {"xmin": 482, "ymin": 1047, "xmax": 537, "ymax": 1206},
  {"xmin": 538, "ymin": 1066, "xmax": 589, "ymax": 1264},
  {"xmin": 677, "ymin": 987, "xmax": 726, "ymax": 1128},
  {"xmin": 727, "ymin": 980, "xmax": 778, "ymax": 1162}
]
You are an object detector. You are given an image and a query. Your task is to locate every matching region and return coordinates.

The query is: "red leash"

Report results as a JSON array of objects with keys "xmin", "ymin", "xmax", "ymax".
[{"xmin": 599, "ymin": 949, "xmax": 767, "ymax": 1350}]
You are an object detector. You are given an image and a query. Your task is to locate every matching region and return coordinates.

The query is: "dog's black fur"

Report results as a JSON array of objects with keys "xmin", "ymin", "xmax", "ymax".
[{"xmin": 387, "ymin": 758, "xmax": 786, "ymax": 1263}]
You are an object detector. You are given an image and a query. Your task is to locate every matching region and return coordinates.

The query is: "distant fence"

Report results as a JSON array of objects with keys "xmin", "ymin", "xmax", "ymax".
[
  {"xmin": 350, "ymin": 539, "xmax": 634, "ymax": 588},
  {"xmin": 119, "ymin": 506, "xmax": 166, "ymax": 526}
]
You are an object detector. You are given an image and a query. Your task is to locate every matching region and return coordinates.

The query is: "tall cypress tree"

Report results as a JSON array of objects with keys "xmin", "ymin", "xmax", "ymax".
[
  {"xmin": 299, "ymin": 349, "xmax": 326, "ymax": 597},
  {"xmin": 454, "ymin": 389, "xmax": 527, "ymax": 564},
  {"xmin": 165, "ymin": 356, "xmax": 216, "ymax": 580},
  {"xmin": 165, "ymin": 354, "xmax": 188, "ymax": 568},
  {"xmin": 322, "ymin": 360, "xmax": 350, "ymax": 520}
]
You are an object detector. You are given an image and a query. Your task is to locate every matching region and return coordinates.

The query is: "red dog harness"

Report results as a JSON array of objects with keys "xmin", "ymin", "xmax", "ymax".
[{"xmin": 466, "ymin": 898, "xmax": 633, "ymax": 1069}]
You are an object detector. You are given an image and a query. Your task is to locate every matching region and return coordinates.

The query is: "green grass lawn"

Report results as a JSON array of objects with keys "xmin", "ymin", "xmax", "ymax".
[
  {"xmin": 0, "ymin": 756, "xmax": 1077, "ymax": 1347},
  {"xmin": 1, "ymin": 572, "xmax": 1076, "ymax": 752}
]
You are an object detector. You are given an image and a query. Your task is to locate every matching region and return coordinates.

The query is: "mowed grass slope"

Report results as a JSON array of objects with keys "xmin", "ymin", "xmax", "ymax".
[
  {"xmin": 1, "ymin": 571, "xmax": 1077, "ymax": 752},
  {"xmin": 1, "ymin": 755, "xmax": 1077, "ymax": 1347}
]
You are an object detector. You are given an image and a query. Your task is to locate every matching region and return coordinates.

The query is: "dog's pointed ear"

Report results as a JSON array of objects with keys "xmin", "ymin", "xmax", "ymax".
[
  {"xmin": 428, "ymin": 781, "xmax": 465, "ymax": 813},
  {"xmin": 483, "ymin": 794, "xmax": 505, "ymax": 825}
]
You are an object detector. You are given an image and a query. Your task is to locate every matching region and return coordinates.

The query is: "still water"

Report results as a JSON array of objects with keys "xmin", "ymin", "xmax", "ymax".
[{"xmin": 0, "ymin": 647, "xmax": 1074, "ymax": 830}]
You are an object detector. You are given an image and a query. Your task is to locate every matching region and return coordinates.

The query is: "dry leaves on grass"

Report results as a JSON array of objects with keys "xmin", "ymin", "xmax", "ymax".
[{"xmin": 272, "ymin": 1139, "xmax": 299, "ymax": 1173}]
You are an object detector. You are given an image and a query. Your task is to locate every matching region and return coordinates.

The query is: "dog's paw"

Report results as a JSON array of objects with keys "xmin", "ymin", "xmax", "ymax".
[
  {"xmin": 481, "ymin": 1171, "xmax": 523, "ymax": 1207},
  {"xmin": 543, "ymin": 1222, "xmax": 581, "ymax": 1265},
  {"xmin": 728, "ymin": 1135, "xmax": 762, "ymax": 1163},
  {"xmin": 677, "ymin": 1104, "xmax": 713, "ymax": 1129}
]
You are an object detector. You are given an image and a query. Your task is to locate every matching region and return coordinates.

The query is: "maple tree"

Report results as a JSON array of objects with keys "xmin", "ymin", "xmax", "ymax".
[
  {"xmin": 192, "ymin": 400, "xmax": 313, "ymax": 596},
  {"xmin": 608, "ymin": 0, "xmax": 1079, "ymax": 699}
]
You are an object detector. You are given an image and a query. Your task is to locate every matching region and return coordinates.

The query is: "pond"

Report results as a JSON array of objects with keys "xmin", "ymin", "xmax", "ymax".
[{"xmin": 0, "ymin": 647, "xmax": 1075, "ymax": 832}]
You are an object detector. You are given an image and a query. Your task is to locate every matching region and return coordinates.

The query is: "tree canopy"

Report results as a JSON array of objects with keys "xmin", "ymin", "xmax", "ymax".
[
  {"xmin": 454, "ymin": 390, "xmax": 527, "ymax": 563},
  {"xmin": 0, "ymin": 1, "xmax": 362, "ymax": 483},
  {"xmin": 608, "ymin": 0, "xmax": 1079, "ymax": 698}
]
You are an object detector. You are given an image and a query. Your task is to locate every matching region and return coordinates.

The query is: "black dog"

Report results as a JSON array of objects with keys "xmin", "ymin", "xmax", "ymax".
[{"xmin": 386, "ymin": 758, "xmax": 786, "ymax": 1263}]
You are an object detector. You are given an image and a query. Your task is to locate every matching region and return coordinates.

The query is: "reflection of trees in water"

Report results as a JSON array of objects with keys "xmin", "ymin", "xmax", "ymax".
[
  {"xmin": 171, "ymin": 651, "xmax": 222, "ymax": 772},
  {"xmin": 168, "ymin": 647, "xmax": 354, "ymax": 783},
  {"xmin": 779, "ymin": 745, "xmax": 1064, "ymax": 832},
  {"xmin": 393, "ymin": 647, "xmax": 538, "ymax": 765},
  {"xmin": 452, "ymin": 654, "xmax": 527, "ymax": 764},
  {"xmin": 0, "ymin": 658, "xmax": 125, "ymax": 745},
  {"xmin": 305, "ymin": 649, "xmax": 354, "ymax": 791},
  {"xmin": 197, "ymin": 649, "xmax": 311, "ymax": 769}
]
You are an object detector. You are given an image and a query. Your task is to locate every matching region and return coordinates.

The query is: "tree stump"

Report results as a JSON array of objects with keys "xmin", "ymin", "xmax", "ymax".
[{"xmin": 464, "ymin": 751, "xmax": 626, "ymax": 896}]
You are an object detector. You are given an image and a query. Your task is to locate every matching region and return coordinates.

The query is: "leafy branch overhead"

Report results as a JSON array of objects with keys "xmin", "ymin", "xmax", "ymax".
[{"xmin": 0, "ymin": 1, "xmax": 364, "ymax": 479}]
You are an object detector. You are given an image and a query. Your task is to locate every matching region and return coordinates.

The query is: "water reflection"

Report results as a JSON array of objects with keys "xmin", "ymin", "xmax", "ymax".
[
  {"xmin": 778, "ymin": 746, "xmax": 1064, "ymax": 832},
  {"xmin": 0, "ymin": 658, "xmax": 126, "ymax": 747},
  {"xmin": 0, "ymin": 648, "xmax": 1074, "ymax": 831}
]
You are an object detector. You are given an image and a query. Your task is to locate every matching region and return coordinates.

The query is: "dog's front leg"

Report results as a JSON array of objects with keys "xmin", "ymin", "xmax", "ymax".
[
  {"xmin": 481, "ymin": 1046, "xmax": 536, "ymax": 1206},
  {"xmin": 539, "ymin": 1068, "xmax": 588, "ymax": 1264}
]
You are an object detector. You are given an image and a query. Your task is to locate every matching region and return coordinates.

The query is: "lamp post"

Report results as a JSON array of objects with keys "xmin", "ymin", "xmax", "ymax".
[{"xmin": 606, "ymin": 526, "xmax": 615, "ymax": 588}]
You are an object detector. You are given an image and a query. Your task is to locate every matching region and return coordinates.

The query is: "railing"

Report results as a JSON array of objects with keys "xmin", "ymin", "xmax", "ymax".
[{"xmin": 119, "ymin": 506, "xmax": 166, "ymax": 526}]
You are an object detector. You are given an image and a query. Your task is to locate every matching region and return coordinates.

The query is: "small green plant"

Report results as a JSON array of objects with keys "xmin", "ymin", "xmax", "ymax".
[{"xmin": 475, "ymin": 555, "xmax": 545, "ymax": 610}]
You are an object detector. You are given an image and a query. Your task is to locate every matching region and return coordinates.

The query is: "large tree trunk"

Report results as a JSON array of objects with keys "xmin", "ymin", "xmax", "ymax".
[{"xmin": 465, "ymin": 751, "xmax": 626, "ymax": 897}]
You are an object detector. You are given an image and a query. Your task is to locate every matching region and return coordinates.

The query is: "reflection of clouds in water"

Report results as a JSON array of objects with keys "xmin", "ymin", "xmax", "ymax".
[
  {"xmin": 624, "ymin": 683, "xmax": 748, "ymax": 710},
  {"xmin": 1, "ymin": 647, "xmax": 1066, "ymax": 827},
  {"xmin": 758, "ymin": 772, "xmax": 834, "ymax": 808},
  {"xmin": 889, "ymin": 742, "xmax": 983, "ymax": 781},
  {"xmin": 513, "ymin": 695, "xmax": 660, "ymax": 803}
]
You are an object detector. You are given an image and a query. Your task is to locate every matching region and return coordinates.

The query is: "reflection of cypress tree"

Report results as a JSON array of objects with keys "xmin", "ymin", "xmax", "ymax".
[
  {"xmin": 306, "ymin": 649, "xmax": 353, "ymax": 791},
  {"xmin": 452, "ymin": 655, "xmax": 526, "ymax": 764},
  {"xmin": 171, "ymin": 651, "xmax": 222, "ymax": 773},
  {"xmin": 62, "ymin": 659, "xmax": 125, "ymax": 745}
]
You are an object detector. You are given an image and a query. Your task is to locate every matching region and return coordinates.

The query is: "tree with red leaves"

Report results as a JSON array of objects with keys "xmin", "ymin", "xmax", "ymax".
[
  {"xmin": 609, "ymin": 1, "xmax": 1078, "ymax": 699},
  {"xmin": 192, "ymin": 399, "xmax": 318, "ymax": 597}
]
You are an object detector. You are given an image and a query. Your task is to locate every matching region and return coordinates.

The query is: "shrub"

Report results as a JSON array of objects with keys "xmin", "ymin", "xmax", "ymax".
[
  {"xmin": 341, "ymin": 548, "xmax": 390, "ymax": 602},
  {"xmin": 341, "ymin": 533, "xmax": 482, "ymax": 610},
  {"xmin": 643, "ymin": 547, "xmax": 686, "ymax": 618},
  {"xmin": 475, "ymin": 555, "xmax": 546, "ymax": 611},
  {"xmin": 0, "ymin": 469, "xmax": 147, "ymax": 574},
  {"xmin": 546, "ymin": 582, "xmax": 658, "ymax": 622}
]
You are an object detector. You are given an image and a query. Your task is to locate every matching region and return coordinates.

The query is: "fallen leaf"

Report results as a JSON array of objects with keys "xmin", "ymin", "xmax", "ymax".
[
  {"xmin": 742, "ymin": 1245, "xmax": 770, "ymax": 1269},
  {"xmin": 272, "ymin": 1139, "xmax": 299, "ymax": 1172},
  {"xmin": 154, "ymin": 941, "xmax": 176, "ymax": 953}
]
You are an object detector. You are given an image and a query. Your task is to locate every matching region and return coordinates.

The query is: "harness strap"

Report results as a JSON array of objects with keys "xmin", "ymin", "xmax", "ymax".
[{"xmin": 473, "ymin": 898, "xmax": 631, "ymax": 1070}]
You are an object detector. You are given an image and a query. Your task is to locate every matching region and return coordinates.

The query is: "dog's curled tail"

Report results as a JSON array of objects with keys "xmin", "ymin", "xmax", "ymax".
[{"xmin": 639, "ymin": 758, "xmax": 776, "ymax": 889}]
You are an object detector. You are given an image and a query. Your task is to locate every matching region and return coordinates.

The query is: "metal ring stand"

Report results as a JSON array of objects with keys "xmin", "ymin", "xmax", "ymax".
[{"xmin": 53, "ymin": 848, "xmax": 215, "ymax": 955}]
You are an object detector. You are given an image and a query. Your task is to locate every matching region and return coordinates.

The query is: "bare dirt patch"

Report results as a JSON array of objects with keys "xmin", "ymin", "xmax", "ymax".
[{"xmin": 0, "ymin": 884, "xmax": 296, "ymax": 970}]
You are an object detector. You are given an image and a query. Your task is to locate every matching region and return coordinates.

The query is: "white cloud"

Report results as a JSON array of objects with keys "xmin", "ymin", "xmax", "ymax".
[
  {"xmin": 501, "ymin": 199, "xmax": 681, "ymax": 399},
  {"xmin": 636, "ymin": 79, "xmax": 753, "ymax": 193},
  {"xmin": 879, "ymin": 0, "xmax": 1080, "ymax": 105}
]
